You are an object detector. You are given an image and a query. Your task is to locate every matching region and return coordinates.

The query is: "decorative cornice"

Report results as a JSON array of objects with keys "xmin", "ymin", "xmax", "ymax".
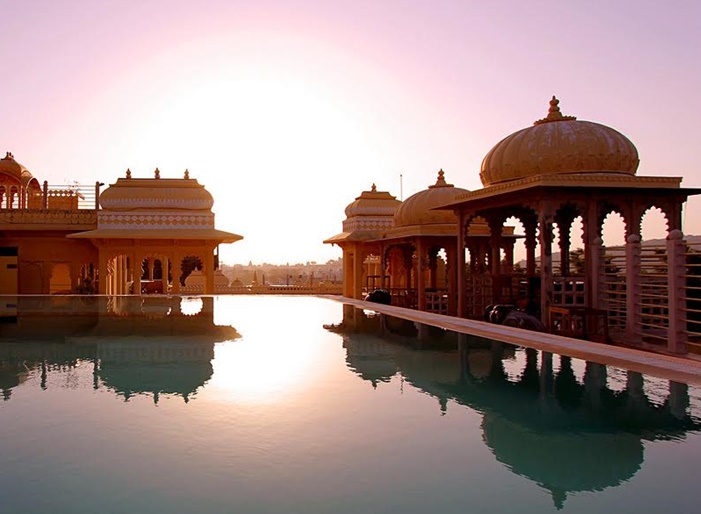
[
  {"xmin": 441, "ymin": 174, "xmax": 685, "ymax": 208},
  {"xmin": 98, "ymin": 211, "xmax": 215, "ymax": 230},
  {"xmin": 343, "ymin": 217, "xmax": 395, "ymax": 232}
]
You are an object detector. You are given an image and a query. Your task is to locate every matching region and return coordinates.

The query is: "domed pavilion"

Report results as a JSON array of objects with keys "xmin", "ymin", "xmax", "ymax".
[
  {"xmin": 324, "ymin": 183, "xmax": 402, "ymax": 299},
  {"xmin": 0, "ymin": 161, "xmax": 242, "ymax": 295},
  {"xmin": 325, "ymin": 171, "xmax": 517, "ymax": 315},
  {"xmin": 327, "ymin": 97, "xmax": 701, "ymax": 353},
  {"xmin": 69, "ymin": 168, "xmax": 242, "ymax": 295},
  {"xmin": 438, "ymin": 96, "xmax": 701, "ymax": 352},
  {"xmin": 0, "ymin": 152, "xmax": 42, "ymax": 209}
]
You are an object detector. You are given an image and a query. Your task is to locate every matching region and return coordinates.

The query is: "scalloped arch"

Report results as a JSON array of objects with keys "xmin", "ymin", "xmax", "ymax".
[{"xmin": 640, "ymin": 205, "xmax": 670, "ymax": 240}]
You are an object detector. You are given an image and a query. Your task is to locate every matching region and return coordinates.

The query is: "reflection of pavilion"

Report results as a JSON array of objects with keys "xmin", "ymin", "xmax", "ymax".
[
  {"xmin": 0, "ymin": 296, "xmax": 240, "ymax": 403},
  {"xmin": 328, "ymin": 307, "xmax": 701, "ymax": 509}
]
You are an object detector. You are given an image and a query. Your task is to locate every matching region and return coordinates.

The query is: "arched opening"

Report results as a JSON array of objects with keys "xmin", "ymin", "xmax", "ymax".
[
  {"xmin": 640, "ymin": 206, "xmax": 671, "ymax": 344},
  {"xmin": 601, "ymin": 212, "xmax": 627, "ymax": 332},
  {"xmin": 49, "ymin": 263, "xmax": 72, "ymax": 294},
  {"xmin": 8, "ymin": 185, "xmax": 18, "ymax": 209},
  {"xmin": 182, "ymin": 255, "xmax": 204, "ymax": 292},
  {"xmin": 363, "ymin": 252, "xmax": 383, "ymax": 292},
  {"xmin": 553, "ymin": 215, "xmax": 585, "ymax": 307}
]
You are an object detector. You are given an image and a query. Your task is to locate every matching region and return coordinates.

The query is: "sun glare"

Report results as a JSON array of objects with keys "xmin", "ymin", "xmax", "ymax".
[
  {"xmin": 208, "ymin": 298, "xmax": 324, "ymax": 403},
  {"xmin": 208, "ymin": 339, "xmax": 317, "ymax": 403}
]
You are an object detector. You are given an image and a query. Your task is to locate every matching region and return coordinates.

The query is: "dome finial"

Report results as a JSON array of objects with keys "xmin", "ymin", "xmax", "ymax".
[
  {"xmin": 126, "ymin": 168, "xmax": 132, "ymax": 179},
  {"xmin": 154, "ymin": 167, "xmax": 160, "ymax": 179},
  {"xmin": 429, "ymin": 168, "xmax": 453, "ymax": 189},
  {"xmin": 534, "ymin": 96, "xmax": 577, "ymax": 125},
  {"xmin": 184, "ymin": 169, "xmax": 190, "ymax": 179},
  {"xmin": 371, "ymin": 183, "xmax": 377, "ymax": 192}
]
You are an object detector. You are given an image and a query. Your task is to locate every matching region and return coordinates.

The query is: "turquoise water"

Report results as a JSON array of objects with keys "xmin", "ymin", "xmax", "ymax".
[{"xmin": 1, "ymin": 295, "xmax": 700, "ymax": 514}]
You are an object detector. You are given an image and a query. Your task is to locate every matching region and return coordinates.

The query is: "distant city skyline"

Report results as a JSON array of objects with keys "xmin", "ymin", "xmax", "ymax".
[{"xmin": 3, "ymin": 0, "xmax": 700, "ymax": 264}]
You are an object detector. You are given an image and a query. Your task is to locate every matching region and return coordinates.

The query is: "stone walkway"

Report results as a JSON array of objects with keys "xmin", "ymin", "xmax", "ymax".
[{"xmin": 325, "ymin": 296, "xmax": 701, "ymax": 386}]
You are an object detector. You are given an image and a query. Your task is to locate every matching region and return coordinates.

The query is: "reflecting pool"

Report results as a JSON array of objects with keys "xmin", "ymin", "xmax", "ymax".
[{"xmin": 1, "ymin": 295, "xmax": 700, "ymax": 514}]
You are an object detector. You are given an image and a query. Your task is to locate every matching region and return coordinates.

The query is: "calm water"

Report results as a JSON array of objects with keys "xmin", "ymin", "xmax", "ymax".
[{"xmin": 1, "ymin": 295, "xmax": 700, "ymax": 514}]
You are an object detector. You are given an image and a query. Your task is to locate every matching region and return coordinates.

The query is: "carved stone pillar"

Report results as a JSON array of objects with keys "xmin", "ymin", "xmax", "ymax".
[
  {"xmin": 585, "ymin": 204, "xmax": 602, "ymax": 310},
  {"xmin": 204, "ymin": 248, "xmax": 215, "ymax": 295},
  {"xmin": 446, "ymin": 244, "xmax": 458, "ymax": 316},
  {"xmin": 558, "ymin": 222, "xmax": 572, "ymax": 276},
  {"xmin": 342, "ymin": 247, "xmax": 352, "ymax": 298},
  {"xmin": 457, "ymin": 211, "xmax": 466, "ymax": 318},
  {"xmin": 502, "ymin": 239, "xmax": 515, "ymax": 274},
  {"xmin": 488, "ymin": 219, "xmax": 503, "ymax": 277},
  {"xmin": 524, "ymin": 222, "xmax": 537, "ymax": 277},
  {"xmin": 625, "ymin": 234, "xmax": 642, "ymax": 343},
  {"xmin": 667, "ymin": 229, "xmax": 688, "ymax": 353},
  {"xmin": 127, "ymin": 251, "xmax": 137, "ymax": 295},
  {"xmin": 538, "ymin": 207, "xmax": 554, "ymax": 325},
  {"xmin": 161, "ymin": 256, "xmax": 169, "ymax": 293},
  {"xmin": 417, "ymin": 239, "xmax": 426, "ymax": 311},
  {"xmin": 171, "ymin": 252, "xmax": 181, "ymax": 294},
  {"xmin": 428, "ymin": 247, "xmax": 439, "ymax": 290},
  {"xmin": 98, "ymin": 250, "xmax": 108, "ymax": 295},
  {"xmin": 133, "ymin": 251, "xmax": 143, "ymax": 296},
  {"xmin": 353, "ymin": 246, "xmax": 364, "ymax": 300},
  {"xmin": 379, "ymin": 244, "xmax": 388, "ymax": 290},
  {"xmin": 403, "ymin": 246, "xmax": 414, "ymax": 293},
  {"xmin": 115, "ymin": 255, "xmax": 123, "ymax": 295}
]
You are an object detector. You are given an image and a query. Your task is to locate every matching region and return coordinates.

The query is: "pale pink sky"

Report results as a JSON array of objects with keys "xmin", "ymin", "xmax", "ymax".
[{"xmin": 2, "ymin": 0, "xmax": 701, "ymax": 264}]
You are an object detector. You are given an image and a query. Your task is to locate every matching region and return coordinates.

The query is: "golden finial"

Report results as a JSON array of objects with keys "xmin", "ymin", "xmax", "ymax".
[
  {"xmin": 184, "ymin": 169, "xmax": 190, "ymax": 179},
  {"xmin": 534, "ymin": 96, "xmax": 577, "ymax": 125},
  {"xmin": 430, "ymin": 168, "xmax": 453, "ymax": 188},
  {"xmin": 126, "ymin": 168, "xmax": 132, "ymax": 179},
  {"xmin": 154, "ymin": 167, "xmax": 160, "ymax": 179}
]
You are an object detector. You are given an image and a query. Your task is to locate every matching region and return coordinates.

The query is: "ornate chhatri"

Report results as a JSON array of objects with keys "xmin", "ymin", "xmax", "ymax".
[
  {"xmin": 100, "ymin": 170, "xmax": 215, "ymax": 211},
  {"xmin": 393, "ymin": 169, "xmax": 467, "ymax": 227},
  {"xmin": 325, "ymin": 183, "xmax": 401, "ymax": 243},
  {"xmin": 479, "ymin": 96, "xmax": 640, "ymax": 187}
]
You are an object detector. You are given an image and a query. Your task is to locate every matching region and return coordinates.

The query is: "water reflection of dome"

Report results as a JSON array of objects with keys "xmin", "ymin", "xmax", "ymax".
[
  {"xmin": 0, "ymin": 297, "xmax": 241, "ymax": 403},
  {"xmin": 482, "ymin": 414, "xmax": 643, "ymax": 509},
  {"xmin": 328, "ymin": 307, "xmax": 701, "ymax": 509},
  {"xmin": 97, "ymin": 341, "xmax": 215, "ymax": 403},
  {"xmin": 343, "ymin": 336, "xmax": 398, "ymax": 388},
  {"xmin": 0, "ymin": 363, "xmax": 29, "ymax": 400}
]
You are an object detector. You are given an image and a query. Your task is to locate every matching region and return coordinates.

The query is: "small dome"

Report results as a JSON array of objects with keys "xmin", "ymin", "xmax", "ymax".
[
  {"xmin": 344, "ymin": 184, "xmax": 401, "ymax": 218},
  {"xmin": 393, "ymin": 170, "xmax": 468, "ymax": 227},
  {"xmin": 0, "ymin": 152, "xmax": 36, "ymax": 187},
  {"xmin": 480, "ymin": 97, "xmax": 640, "ymax": 187},
  {"xmin": 100, "ymin": 170, "xmax": 214, "ymax": 211}
]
